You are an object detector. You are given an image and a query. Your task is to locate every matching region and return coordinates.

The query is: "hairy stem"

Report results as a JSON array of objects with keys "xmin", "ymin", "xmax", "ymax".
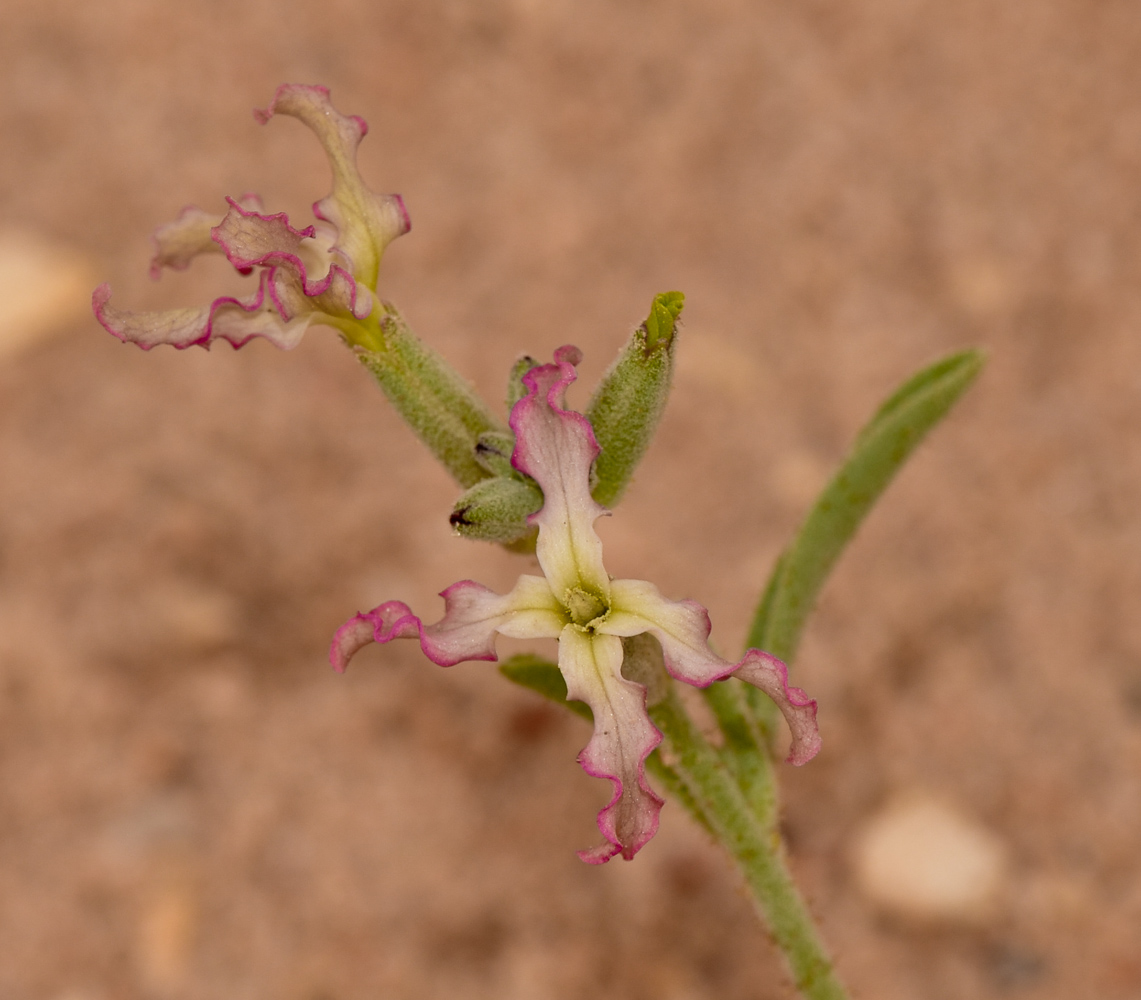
[
  {"xmin": 354, "ymin": 305, "xmax": 506, "ymax": 487},
  {"xmin": 620, "ymin": 634, "xmax": 847, "ymax": 1000},
  {"xmin": 651, "ymin": 685, "xmax": 847, "ymax": 1000}
]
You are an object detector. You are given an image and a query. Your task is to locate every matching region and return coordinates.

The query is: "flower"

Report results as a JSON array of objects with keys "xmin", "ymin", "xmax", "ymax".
[
  {"xmin": 92, "ymin": 84, "xmax": 409, "ymax": 352},
  {"xmin": 331, "ymin": 346, "xmax": 821, "ymax": 864}
]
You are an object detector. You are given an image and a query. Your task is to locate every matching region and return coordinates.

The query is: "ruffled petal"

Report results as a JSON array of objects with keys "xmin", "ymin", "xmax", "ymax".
[
  {"xmin": 732, "ymin": 650, "xmax": 822, "ymax": 766},
  {"xmin": 92, "ymin": 277, "xmax": 310, "ymax": 351},
  {"xmin": 254, "ymin": 83, "xmax": 411, "ymax": 287},
  {"xmin": 603, "ymin": 578, "xmax": 735, "ymax": 684},
  {"xmin": 510, "ymin": 346, "xmax": 611, "ymax": 609},
  {"xmin": 211, "ymin": 196, "xmax": 317, "ymax": 264},
  {"xmin": 212, "ymin": 198, "xmax": 371, "ymax": 321},
  {"xmin": 330, "ymin": 574, "xmax": 565, "ymax": 672},
  {"xmin": 558, "ymin": 627, "xmax": 664, "ymax": 863},
  {"xmin": 149, "ymin": 194, "xmax": 264, "ymax": 278},
  {"xmin": 602, "ymin": 578, "xmax": 821, "ymax": 765}
]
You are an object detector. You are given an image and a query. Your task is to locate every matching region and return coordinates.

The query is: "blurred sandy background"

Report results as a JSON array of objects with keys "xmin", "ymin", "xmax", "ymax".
[{"xmin": 2, "ymin": 0, "xmax": 1141, "ymax": 997}]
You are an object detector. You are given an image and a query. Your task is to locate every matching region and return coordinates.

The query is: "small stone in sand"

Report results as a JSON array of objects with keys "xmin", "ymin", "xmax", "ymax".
[{"xmin": 852, "ymin": 793, "xmax": 1009, "ymax": 923}]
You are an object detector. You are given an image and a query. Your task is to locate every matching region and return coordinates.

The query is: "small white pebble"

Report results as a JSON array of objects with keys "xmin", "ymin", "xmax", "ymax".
[{"xmin": 852, "ymin": 793, "xmax": 1009, "ymax": 923}]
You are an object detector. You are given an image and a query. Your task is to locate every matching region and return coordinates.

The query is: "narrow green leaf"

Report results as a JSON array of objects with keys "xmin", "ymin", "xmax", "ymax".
[
  {"xmin": 749, "ymin": 349, "xmax": 984, "ymax": 666},
  {"xmin": 498, "ymin": 654, "xmax": 593, "ymax": 721}
]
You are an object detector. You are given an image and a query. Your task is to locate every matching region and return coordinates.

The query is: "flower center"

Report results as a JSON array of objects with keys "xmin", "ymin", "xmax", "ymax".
[{"xmin": 563, "ymin": 586, "xmax": 609, "ymax": 628}]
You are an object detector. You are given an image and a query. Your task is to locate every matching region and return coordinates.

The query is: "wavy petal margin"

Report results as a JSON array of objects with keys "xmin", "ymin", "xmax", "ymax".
[
  {"xmin": 733, "ymin": 650, "xmax": 821, "ymax": 765},
  {"xmin": 254, "ymin": 83, "xmax": 411, "ymax": 287},
  {"xmin": 92, "ymin": 277, "xmax": 309, "ymax": 351},
  {"xmin": 604, "ymin": 578, "xmax": 736, "ymax": 684},
  {"xmin": 149, "ymin": 194, "xmax": 264, "ymax": 278},
  {"xmin": 510, "ymin": 345, "xmax": 611, "ymax": 606},
  {"xmin": 330, "ymin": 575, "xmax": 564, "ymax": 672},
  {"xmin": 558, "ymin": 628, "xmax": 664, "ymax": 863},
  {"xmin": 603, "ymin": 578, "xmax": 821, "ymax": 765},
  {"xmin": 213, "ymin": 198, "xmax": 371, "ymax": 321}
]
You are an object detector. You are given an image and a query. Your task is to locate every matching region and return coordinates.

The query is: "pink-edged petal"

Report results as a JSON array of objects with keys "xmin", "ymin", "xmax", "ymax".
[
  {"xmin": 330, "ymin": 574, "xmax": 565, "ymax": 673},
  {"xmin": 732, "ymin": 650, "xmax": 822, "ymax": 766},
  {"xmin": 212, "ymin": 198, "xmax": 371, "ymax": 321},
  {"xmin": 510, "ymin": 346, "xmax": 611, "ymax": 608},
  {"xmin": 602, "ymin": 578, "xmax": 821, "ymax": 765},
  {"xmin": 211, "ymin": 196, "xmax": 317, "ymax": 263},
  {"xmin": 602, "ymin": 578, "xmax": 737, "ymax": 684},
  {"xmin": 265, "ymin": 265, "xmax": 368, "ymax": 325},
  {"xmin": 558, "ymin": 627, "xmax": 664, "ymax": 864},
  {"xmin": 92, "ymin": 277, "xmax": 310, "ymax": 351},
  {"xmin": 149, "ymin": 194, "xmax": 264, "ymax": 278},
  {"xmin": 254, "ymin": 83, "xmax": 410, "ymax": 287}
]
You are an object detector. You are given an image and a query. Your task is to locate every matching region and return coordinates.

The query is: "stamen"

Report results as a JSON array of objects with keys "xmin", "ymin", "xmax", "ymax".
[{"xmin": 564, "ymin": 586, "xmax": 608, "ymax": 627}]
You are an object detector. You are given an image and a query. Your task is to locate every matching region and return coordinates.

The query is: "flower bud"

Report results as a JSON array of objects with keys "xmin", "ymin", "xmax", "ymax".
[
  {"xmin": 506, "ymin": 354, "xmax": 540, "ymax": 412},
  {"xmin": 449, "ymin": 474, "xmax": 543, "ymax": 543},
  {"xmin": 473, "ymin": 430, "xmax": 518, "ymax": 478},
  {"xmin": 585, "ymin": 291, "xmax": 683, "ymax": 507}
]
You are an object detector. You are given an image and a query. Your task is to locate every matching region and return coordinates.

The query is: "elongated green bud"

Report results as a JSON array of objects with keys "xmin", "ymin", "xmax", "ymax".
[
  {"xmin": 449, "ymin": 474, "xmax": 543, "ymax": 543},
  {"xmin": 450, "ymin": 360, "xmax": 550, "ymax": 544},
  {"xmin": 472, "ymin": 430, "xmax": 518, "ymax": 478},
  {"xmin": 506, "ymin": 354, "xmax": 540, "ymax": 413},
  {"xmin": 356, "ymin": 304, "xmax": 507, "ymax": 488},
  {"xmin": 585, "ymin": 291, "xmax": 683, "ymax": 507}
]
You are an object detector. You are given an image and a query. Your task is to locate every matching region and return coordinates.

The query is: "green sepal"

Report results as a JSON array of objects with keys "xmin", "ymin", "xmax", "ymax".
[
  {"xmin": 449, "ymin": 474, "xmax": 543, "ymax": 543},
  {"xmin": 499, "ymin": 654, "xmax": 593, "ymax": 721},
  {"xmin": 644, "ymin": 291, "xmax": 685, "ymax": 350},
  {"xmin": 585, "ymin": 291, "xmax": 683, "ymax": 507},
  {"xmin": 355, "ymin": 304, "xmax": 507, "ymax": 488}
]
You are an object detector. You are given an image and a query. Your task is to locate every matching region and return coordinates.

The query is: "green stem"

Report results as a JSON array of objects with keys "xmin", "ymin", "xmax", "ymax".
[
  {"xmin": 701, "ymin": 679, "xmax": 778, "ymax": 826},
  {"xmin": 503, "ymin": 648, "xmax": 847, "ymax": 997},
  {"xmin": 354, "ymin": 305, "xmax": 506, "ymax": 487},
  {"xmin": 651, "ymin": 686, "xmax": 847, "ymax": 1000},
  {"xmin": 615, "ymin": 634, "xmax": 846, "ymax": 1000},
  {"xmin": 645, "ymin": 749, "xmax": 714, "ymax": 837}
]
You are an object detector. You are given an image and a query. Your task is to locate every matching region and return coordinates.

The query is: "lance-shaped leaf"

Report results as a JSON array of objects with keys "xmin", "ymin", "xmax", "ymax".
[
  {"xmin": 749, "ymin": 349, "xmax": 985, "ymax": 666},
  {"xmin": 585, "ymin": 291, "xmax": 683, "ymax": 507}
]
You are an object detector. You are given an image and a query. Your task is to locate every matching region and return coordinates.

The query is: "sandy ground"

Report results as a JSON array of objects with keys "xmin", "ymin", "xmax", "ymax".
[{"xmin": 2, "ymin": 0, "xmax": 1141, "ymax": 997}]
